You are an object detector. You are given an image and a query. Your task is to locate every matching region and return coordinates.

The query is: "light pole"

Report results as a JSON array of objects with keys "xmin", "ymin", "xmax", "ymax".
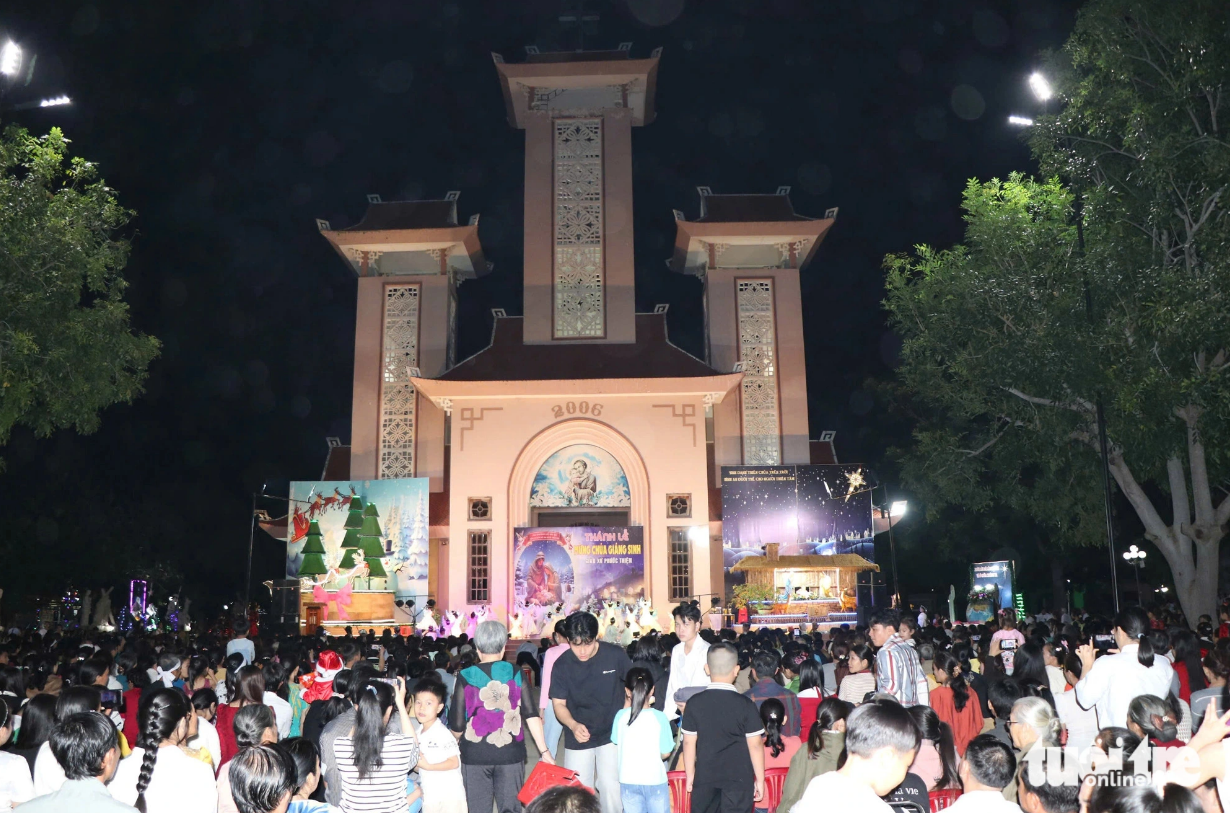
[
  {"xmin": 876, "ymin": 489, "xmax": 908, "ymax": 607},
  {"xmin": 0, "ymin": 38, "xmax": 73, "ymax": 116},
  {"xmin": 1011, "ymin": 70, "xmax": 1121, "ymax": 613},
  {"xmin": 1123, "ymin": 545, "xmax": 1147, "ymax": 605}
]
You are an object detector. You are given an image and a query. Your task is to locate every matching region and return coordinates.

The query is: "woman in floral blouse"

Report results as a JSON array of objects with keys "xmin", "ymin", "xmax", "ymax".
[{"xmin": 448, "ymin": 620, "xmax": 554, "ymax": 813}]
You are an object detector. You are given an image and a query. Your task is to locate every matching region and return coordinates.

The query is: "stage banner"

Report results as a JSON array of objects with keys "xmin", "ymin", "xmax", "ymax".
[
  {"xmin": 513, "ymin": 526, "xmax": 645, "ymax": 611},
  {"xmin": 968, "ymin": 560, "xmax": 1015, "ymax": 621},
  {"xmin": 286, "ymin": 478, "xmax": 430, "ymax": 605},
  {"xmin": 721, "ymin": 464, "xmax": 875, "ymax": 573}
]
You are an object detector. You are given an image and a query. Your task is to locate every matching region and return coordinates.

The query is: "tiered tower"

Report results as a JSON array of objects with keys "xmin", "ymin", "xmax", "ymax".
[
  {"xmin": 317, "ymin": 195, "xmax": 487, "ymax": 485},
  {"xmin": 669, "ymin": 189, "xmax": 836, "ymax": 466}
]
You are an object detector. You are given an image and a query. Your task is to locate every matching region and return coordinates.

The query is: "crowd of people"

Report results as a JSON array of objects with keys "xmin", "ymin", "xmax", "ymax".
[{"xmin": 2, "ymin": 600, "xmax": 1230, "ymax": 813}]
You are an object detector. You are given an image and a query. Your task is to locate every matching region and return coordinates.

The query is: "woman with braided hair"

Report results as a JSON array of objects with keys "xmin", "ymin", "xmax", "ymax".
[
  {"xmin": 108, "ymin": 687, "xmax": 216, "ymax": 813},
  {"xmin": 930, "ymin": 649, "xmax": 983, "ymax": 756}
]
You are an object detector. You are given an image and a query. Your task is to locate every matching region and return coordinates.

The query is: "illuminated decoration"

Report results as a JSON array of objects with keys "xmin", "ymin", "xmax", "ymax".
[
  {"xmin": 737, "ymin": 280, "xmax": 781, "ymax": 464},
  {"xmin": 129, "ymin": 579, "xmax": 148, "ymax": 620},
  {"xmin": 379, "ymin": 285, "xmax": 420, "ymax": 478},
  {"xmin": 553, "ymin": 118, "xmax": 605, "ymax": 338},
  {"xmin": 843, "ymin": 469, "xmax": 867, "ymax": 502}
]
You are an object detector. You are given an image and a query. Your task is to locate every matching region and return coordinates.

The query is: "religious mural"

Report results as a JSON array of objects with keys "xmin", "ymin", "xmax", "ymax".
[
  {"xmin": 720, "ymin": 465, "xmax": 875, "ymax": 572},
  {"xmin": 513, "ymin": 526, "xmax": 644, "ymax": 611},
  {"xmin": 286, "ymin": 478, "xmax": 430, "ymax": 603},
  {"xmin": 529, "ymin": 444, "xmax": 631, "ymax": 508}
]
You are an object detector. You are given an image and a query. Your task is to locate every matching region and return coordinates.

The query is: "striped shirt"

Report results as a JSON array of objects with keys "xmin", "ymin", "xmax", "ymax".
[
  {"xmin": 875, "ymin": 634, "xmax": 929, "ymax": 707},
  {"xmin": 334, "ymin": 733, "xmax": 418, "ymax": 813}
]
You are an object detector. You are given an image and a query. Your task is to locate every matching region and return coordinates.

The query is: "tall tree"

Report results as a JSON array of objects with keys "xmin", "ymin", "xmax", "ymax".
[
  {"xmin": 885, "ymin": 0, "xmax": 1230, "ymax": 622},
  {"xmin": 0, "ymin": 127, "xmax": 159, "ymax": 462}
]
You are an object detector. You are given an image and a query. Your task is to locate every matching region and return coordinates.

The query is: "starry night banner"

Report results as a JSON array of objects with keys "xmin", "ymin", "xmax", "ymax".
[{"xmin": 720, "ymin": 465, "xmax": 875, "ymax": 572}]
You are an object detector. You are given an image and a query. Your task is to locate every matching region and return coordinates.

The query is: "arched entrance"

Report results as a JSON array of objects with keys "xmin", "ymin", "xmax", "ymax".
[{"xmin": 506, "ymin": 419, "xmax": 651, "ymax": 591}]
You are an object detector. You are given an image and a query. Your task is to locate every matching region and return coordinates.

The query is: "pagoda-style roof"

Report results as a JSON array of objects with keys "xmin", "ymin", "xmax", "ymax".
[
  {"xmin": 731, "ymin": 554, "xmax": 879, "ymax": 572},
  {"xmin": 695, "ymin": 194, "xmax": 812, "ymax": 223},
  {"xmin": 343, "ymin": 200, "xmax": 458, "ymax": 231},
  {"xmin": 317, "ymin": 194, "xmax": 488, "ymax": 280},
  {"xmin": 669, "ymin": 189, "xmax": 836, "ymax": 277},
  {"xmin": 440, "ymin": 312, "xmax": 719, "ymax": 382},
  {"xmin": 492, "ymin": 48, "xmax": 660, "ymax": 128},
  {"xmin": 411, "ymin": 311, "xmax": 741, "ymax": 404}
]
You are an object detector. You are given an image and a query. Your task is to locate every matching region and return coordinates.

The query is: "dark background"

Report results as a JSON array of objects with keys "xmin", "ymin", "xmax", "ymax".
[{"xmin": 5, "ymin": 0, "xmax": 1130, "ymax": 618}]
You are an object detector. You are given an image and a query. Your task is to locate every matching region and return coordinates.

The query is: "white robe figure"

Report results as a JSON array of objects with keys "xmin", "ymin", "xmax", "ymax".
[
  {"xmin": 92, "ymin": 588, "xmax": 114, "ymax": 629},
  {"xmin": 417, "ymin": 607, "xmax": 437, "ymax": 636},
  {"xmin": 80, "ymin": 590, "xmax": 94, "ymax": 629},
  {"xmin": 510, "ymin": 613, "xmax": 525, "ymax": 639},
  {"xmin": 447, "ymin": 610, "xmax": 466, "ymax": 638}
]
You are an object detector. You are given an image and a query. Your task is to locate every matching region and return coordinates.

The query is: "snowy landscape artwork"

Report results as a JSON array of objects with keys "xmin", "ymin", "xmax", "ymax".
[{"xmin": 286, "ymin": 478, "xmax": 430, "ymax": 602}]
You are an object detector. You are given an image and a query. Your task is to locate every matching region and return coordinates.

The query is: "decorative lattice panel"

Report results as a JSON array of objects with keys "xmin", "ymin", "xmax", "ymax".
[
  {"xmin": 553, "ymin": 119, "xmax": 604, "ymax": 338},
  {"xmin": 738, "ymin": 279, "xmax": 781, "ymax": 465},
  {"xmin": 380, "ymin": 285, "xmax": 420, "ymax": 478}
]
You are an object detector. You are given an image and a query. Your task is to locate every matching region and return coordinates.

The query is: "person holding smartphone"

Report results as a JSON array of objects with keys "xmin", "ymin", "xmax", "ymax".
[
  {"xmin": 989, "ymin": 612, "xmax": 1025, "ymax": 675},
  {"xmin": 1074, "ymin": 607, "xmax": 1174, "ymax": 729}
]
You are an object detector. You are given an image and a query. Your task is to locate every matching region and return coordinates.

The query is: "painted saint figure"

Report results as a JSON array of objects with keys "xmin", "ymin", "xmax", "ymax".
[
  {"xmin": 565, "ymin": 458, "xmax": 597, "ymax": 505},
  {"xmin": 524, "ymin": 551, "xmax": 561, "ymax": 605}
]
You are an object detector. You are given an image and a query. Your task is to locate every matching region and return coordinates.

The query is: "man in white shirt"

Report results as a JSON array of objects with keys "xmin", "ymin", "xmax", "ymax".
[
  {"xmin": 664, "ymin": 602, "xmax": 710, "ymax": 719},
  {"xmin": 1074, "ymin": 608, "xmax": 1174, "ymax": 728},
  {"xmin": 944, "ymin": 735, "xmax": 1021, "ymax": 812},
  {"xmin": 789, "ymin": 700, "xmax": 919, "ymax": 813}
]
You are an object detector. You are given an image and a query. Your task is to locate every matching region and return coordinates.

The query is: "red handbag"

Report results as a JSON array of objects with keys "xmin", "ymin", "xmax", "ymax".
[{"xmin": 517, "ymin": 762, "xmax": 594, "ymax": 805}]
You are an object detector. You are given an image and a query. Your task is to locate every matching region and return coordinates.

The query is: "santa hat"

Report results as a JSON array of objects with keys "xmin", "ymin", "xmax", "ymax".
[{"xmin": 300, "ymin": 650, "xmax": 344, "ymax": 703}]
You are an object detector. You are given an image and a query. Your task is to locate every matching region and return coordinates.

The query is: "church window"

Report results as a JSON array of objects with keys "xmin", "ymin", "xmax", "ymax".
[
  {"xmin": 669, "ymin": 527, "xmax": 692, "ymax": 601},
  {"xmin": 553, "ymin": 118, "xmax": 604, "ymax": 338},
  {"xmin": 737, "ymin": 279, "xmax": 781, "ymax": 465},
  {"xmin": 380, "ymin": 284, "xmax": 420, "ymax": 478},
  {"xmin": 468, "ymin": 530, "xmax": 490, "ymax": 604}
]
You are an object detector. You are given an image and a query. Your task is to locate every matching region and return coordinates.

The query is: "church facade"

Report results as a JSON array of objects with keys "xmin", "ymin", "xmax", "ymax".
[{"xmin": 317, "ymin": 46, "xmax": 837, "ymax": 618}]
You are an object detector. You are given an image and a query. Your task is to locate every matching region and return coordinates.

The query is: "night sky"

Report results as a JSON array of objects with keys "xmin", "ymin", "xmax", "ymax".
[{"xmin": 1, "ymin": 0, "xmax": 1083, "ymax": 613}]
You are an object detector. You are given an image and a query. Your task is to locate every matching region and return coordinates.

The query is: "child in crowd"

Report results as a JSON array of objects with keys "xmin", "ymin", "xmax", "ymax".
[
  {"xmin": 611, "ymin": 668, "xmax": 673, "ymax": 813},
  {"xmin": 990, "ymin": 611, "xmax": 1026, "ymax": 675},
  {"xmin": 759, "ymin": 698, "xmax": 801, "ymax": 770},
  {"xmin": 408, "ymin": 680, "xmax": 466, "ymax": 813},
  {"xmin": 682, "ymin": 642, "xmax": 766, "ymax": 813}
]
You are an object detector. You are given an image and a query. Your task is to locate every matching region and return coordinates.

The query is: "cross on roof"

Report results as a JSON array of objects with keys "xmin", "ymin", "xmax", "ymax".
[{"xmin": 559, "ymin": 0, "xmax": 599, "ymax": 52}]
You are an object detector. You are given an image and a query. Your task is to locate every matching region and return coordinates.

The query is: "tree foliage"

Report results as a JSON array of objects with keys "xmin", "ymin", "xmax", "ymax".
[
  {"xmin": 0, "ymin": 126, "xmax": 159, "ymax": 459},
  {"xmin": 885, "ymin": 0, "xmax": 1230, "ymax": 621}
]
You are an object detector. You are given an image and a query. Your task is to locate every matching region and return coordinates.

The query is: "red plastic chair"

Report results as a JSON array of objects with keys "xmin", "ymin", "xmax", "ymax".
[
  {"xmin": 929, "ymin": 788, "xmax": 963, "ymax": 811},
  {"xmin": 764, "ymin": 767, "xmax": 789, "ymax": 813},
  {"xmin": 667, "ymin": 770, "xmax": 690, "ymax": 813}
]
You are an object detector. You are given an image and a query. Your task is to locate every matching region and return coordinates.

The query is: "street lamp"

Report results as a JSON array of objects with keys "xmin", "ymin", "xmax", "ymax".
[
  {"xmin": 0, "ymin": 41, "xmax": 20, "ymax": 77},
  {"xmin": 1123, "ymin": 545, "xmax": 1147, "ymax": 604},
  {"xmin": 1029, "ymin": 72, "xmax": 1053, "ymax": 102}
]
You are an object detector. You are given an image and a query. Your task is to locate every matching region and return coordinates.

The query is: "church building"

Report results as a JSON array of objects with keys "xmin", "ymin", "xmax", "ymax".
[{"xmin": 316, "ymin": 45, "xmax": 838, "ymax": 618}]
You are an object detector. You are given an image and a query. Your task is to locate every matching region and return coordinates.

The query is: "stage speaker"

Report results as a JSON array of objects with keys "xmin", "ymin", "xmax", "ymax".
[{"xmin": 272, "ymin": 579, "xmax": 300, "ymax": 634}]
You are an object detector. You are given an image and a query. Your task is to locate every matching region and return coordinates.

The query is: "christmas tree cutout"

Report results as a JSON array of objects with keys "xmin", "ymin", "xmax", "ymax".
[
  {"xmin": 339, "ymin": 496, "xmax": 365, "ymax": 559},
  {"xmin": 297, "ymin": 521, "xmax": 328, "ymax": 578},
  {"xmin": 357, "ymin": 503, "xmax": 388, "ymax": 579}
]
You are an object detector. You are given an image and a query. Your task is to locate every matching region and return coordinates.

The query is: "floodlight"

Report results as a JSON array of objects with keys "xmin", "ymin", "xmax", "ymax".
[
  {"xmin": 39, "ymin": 95, "xmax": 70, "ymax": 107},
  {"xmin": 687, "ymin": 526, "xmax": 708, "ymax": 545},
  {"xmin": 1008, "ymin": 115, "xmax": 1034, "ymax": 127},
  {"xmin": 1028, "ymin": 72, "xmax": 1053, "ymax": 102},
  {"xmin": 0, "ymin": 41, "xmax": 20, "ymax": 77},
  {"xmin": 890, "ymin": 501, "xmax": 908, "ymax": 518}
]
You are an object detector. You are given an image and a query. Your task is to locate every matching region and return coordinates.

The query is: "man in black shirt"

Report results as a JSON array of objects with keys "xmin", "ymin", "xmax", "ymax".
[
  {"xmin": 681, "ymin": 642, "xmax": 765, "ymax": 813},
  {"xmin": 550, "ymin": 611, "xmax": 632, "ymax": 813}
]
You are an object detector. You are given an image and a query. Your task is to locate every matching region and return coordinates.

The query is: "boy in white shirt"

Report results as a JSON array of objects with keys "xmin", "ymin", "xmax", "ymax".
[
  {"xmin": 790, "ymin": 700, "xmax": 920, "ymax": 813},
  {"xmin": 410, "ymin": 681, "xmax": 467, "ymax": 813}
]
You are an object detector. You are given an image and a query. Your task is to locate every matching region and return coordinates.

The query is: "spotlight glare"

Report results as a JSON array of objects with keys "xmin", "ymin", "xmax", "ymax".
[
  {"xmin": 1008, "ymin": 115, "xmax": 1034, "ymax": 127},
  {"xmin": 39, "ymin": 95, "xmax": 71, "ymax": 107},
  {"xmin": 1029, "ymin": 72, "xmax": 1053, "ymax": 102},
  {"xmin": 890, "ymin": 501, "xmax": 908, "ymax": 518},
  {"xmin": 0, "ymin": 41, "xmax": 20, "ymax": 77}
]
